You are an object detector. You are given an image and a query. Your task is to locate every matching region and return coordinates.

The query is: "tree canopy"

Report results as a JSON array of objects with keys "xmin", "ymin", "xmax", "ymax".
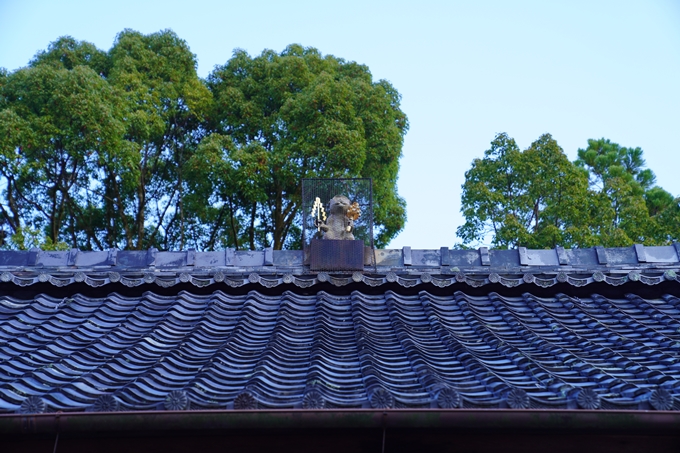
[
  {"xmin": 458, "ymin": 133, "xmax": 680, "ymax": 249},
  {"xmin": 0, "ymin": 31, "xmax": 408, "ymax": 251},
  {"xmin": 201, "ymin": 44, "xmax": 407, "ymax": 249}
]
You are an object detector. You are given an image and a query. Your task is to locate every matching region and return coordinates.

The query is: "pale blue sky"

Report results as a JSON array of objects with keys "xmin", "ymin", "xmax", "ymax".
[{"xmin": 1, "ymin": 0, "xmax": 679, "ymax": 249}]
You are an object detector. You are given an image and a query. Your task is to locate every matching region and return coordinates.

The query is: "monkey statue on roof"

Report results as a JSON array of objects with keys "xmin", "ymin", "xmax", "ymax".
[{"xmin": 312, "ymin": 195, "xmax": 361, "ymax": 240}]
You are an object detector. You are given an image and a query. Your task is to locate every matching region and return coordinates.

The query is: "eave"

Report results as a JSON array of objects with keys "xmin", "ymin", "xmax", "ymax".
[{"xmin": 2, "ymin": 409, "xmax": 680, "ymax": 453}]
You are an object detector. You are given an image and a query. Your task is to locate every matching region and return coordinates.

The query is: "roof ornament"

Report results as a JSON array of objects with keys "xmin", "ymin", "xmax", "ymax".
[
  {"xmin": 436, "ymin": 388, "xmax": 461, "ymax": 409},
  {"xmin": 369, "ymin": 387, "xmax": 395, "ymax": 409},
  {"xmin": 19, "ymin": 396, "xmax": 46, "ymax": 414},
  {"xmin": 312, "ymin": 195, "xmax": 360, "ymax": 240},
  {"xmin": 311, "ymin": 197, "xmax": 327, "ymax": 232},
  {"xmin": 303, "ymin": 178, "xmax": 374, "ymax": 272},
  {"xmin": 233, "ymin": 391, "xmax": 258, "ymax": 410},
  {"xmin": 92, "ymin": 394, "xmax": 119, "ymax": 412},
  {"xmin": 576, "ymin": 388, "xmax": 600, "ymax": 410},
  {"xmin": 165, "ymin": 390, "xmax": 189, "ymax": 411},
  {"xmin": 649, "ymin": 388, "xmax": 673, "ymax": 411},
  {"xmin": 506, "ymin": 388, "xmax": 529, "ymax": 409},
  {"xmin": 302, "ymin": 390, "xmax": 325, "ymax": 409}
]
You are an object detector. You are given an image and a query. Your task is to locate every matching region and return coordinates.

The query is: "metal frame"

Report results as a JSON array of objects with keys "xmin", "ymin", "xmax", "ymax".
[{"xmin": 301, "ymin": 178, "xmax": 374, "ymax": 252}]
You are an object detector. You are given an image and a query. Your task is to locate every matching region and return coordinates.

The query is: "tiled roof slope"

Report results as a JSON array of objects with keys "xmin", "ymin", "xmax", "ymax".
[{"xmin": 2, "ymin": 288, "xmax": 680, "ymax": 414}]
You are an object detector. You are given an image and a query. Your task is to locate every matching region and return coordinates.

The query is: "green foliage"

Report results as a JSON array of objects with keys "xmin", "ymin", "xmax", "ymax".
[
  {"xmin": 458, "ymin": 133, "xmax": 593, "ymax": 248},
  {"xmin": 30, "ymin": 36, "xmax": 110, "ymax": 75},
  {"xmin": 8, "ymin": 226, "xmax": 69, "ymax": 251},
  {"xmin": 105, "ymin": 29, "xmax": 213, "ymax": 250},
  {"xmin": 206, "ymin": 45, "xmax": 408, "ymax": 249},
  {"xmin": 0, "ymin": 34, "xmax": 408, "ymax": 251},
  {"xmin": 576, "ymin": 138, "xmax": 680, "ymax": 245},
  {"xmin": 459, "ymin": 133, "xmax": 680, "ymax": 248},
  {"xmin": 0, "ymin": 59, "xmax": 126, "ymax": 249}
]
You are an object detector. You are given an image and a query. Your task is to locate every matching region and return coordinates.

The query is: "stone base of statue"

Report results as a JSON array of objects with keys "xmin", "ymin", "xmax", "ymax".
[{"xmin": 309, "ymin": 239, "xmax": 364, "ymax": 272}]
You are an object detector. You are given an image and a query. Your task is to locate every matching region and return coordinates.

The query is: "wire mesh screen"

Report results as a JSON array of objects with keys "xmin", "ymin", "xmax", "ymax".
[{"xmin": 301, "ymin": 178, "xmax": 374, "ymax": 250}]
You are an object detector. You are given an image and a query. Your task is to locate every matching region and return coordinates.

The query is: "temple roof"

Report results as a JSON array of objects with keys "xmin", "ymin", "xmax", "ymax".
[
  {"xmin": 1, "ymin": 245, "xmax": 680, "ymax": 421},
  {"xmin": 1, "ymin": 287, "xmax": 680, "ymax": 413},
  {"xmin": 1, "ymin": 244, "xmax": 679, "ymax": 291}
]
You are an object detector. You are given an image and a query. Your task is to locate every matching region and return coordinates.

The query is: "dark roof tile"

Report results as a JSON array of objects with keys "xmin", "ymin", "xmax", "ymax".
[{"xmin": 2, "ymin": 289, "xmax": 680, "ymax": 412}]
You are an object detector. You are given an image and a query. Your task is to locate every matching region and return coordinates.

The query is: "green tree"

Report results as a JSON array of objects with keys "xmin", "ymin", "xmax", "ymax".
[
  {"xmin": 457, "ymin": 133, "xmax": 593, "ymax": 248},
  {"xmin": 0, "ymin": 31, "xmax": 213, "ymax": 251},
  {"xmin": 1, "ymin": 34, "xmax": 408, "ymax": 252},
  {"xmin": 106, "ymin": 29, "xmax": 212, "ymax": 250},
  {"xmin": 576, "ymin": 138, "xmax": 680, "ymax": 245},
  {"xmin": 205, "ymin": 44, "xmax": 408, "ymax": 249},
  {"xmin": 0, "ymin": 46, "xmax": 126, "ymax": 249},
  {"xmin": 458, "ymin": 134, "xmax": 680, "ymax": 249}
]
